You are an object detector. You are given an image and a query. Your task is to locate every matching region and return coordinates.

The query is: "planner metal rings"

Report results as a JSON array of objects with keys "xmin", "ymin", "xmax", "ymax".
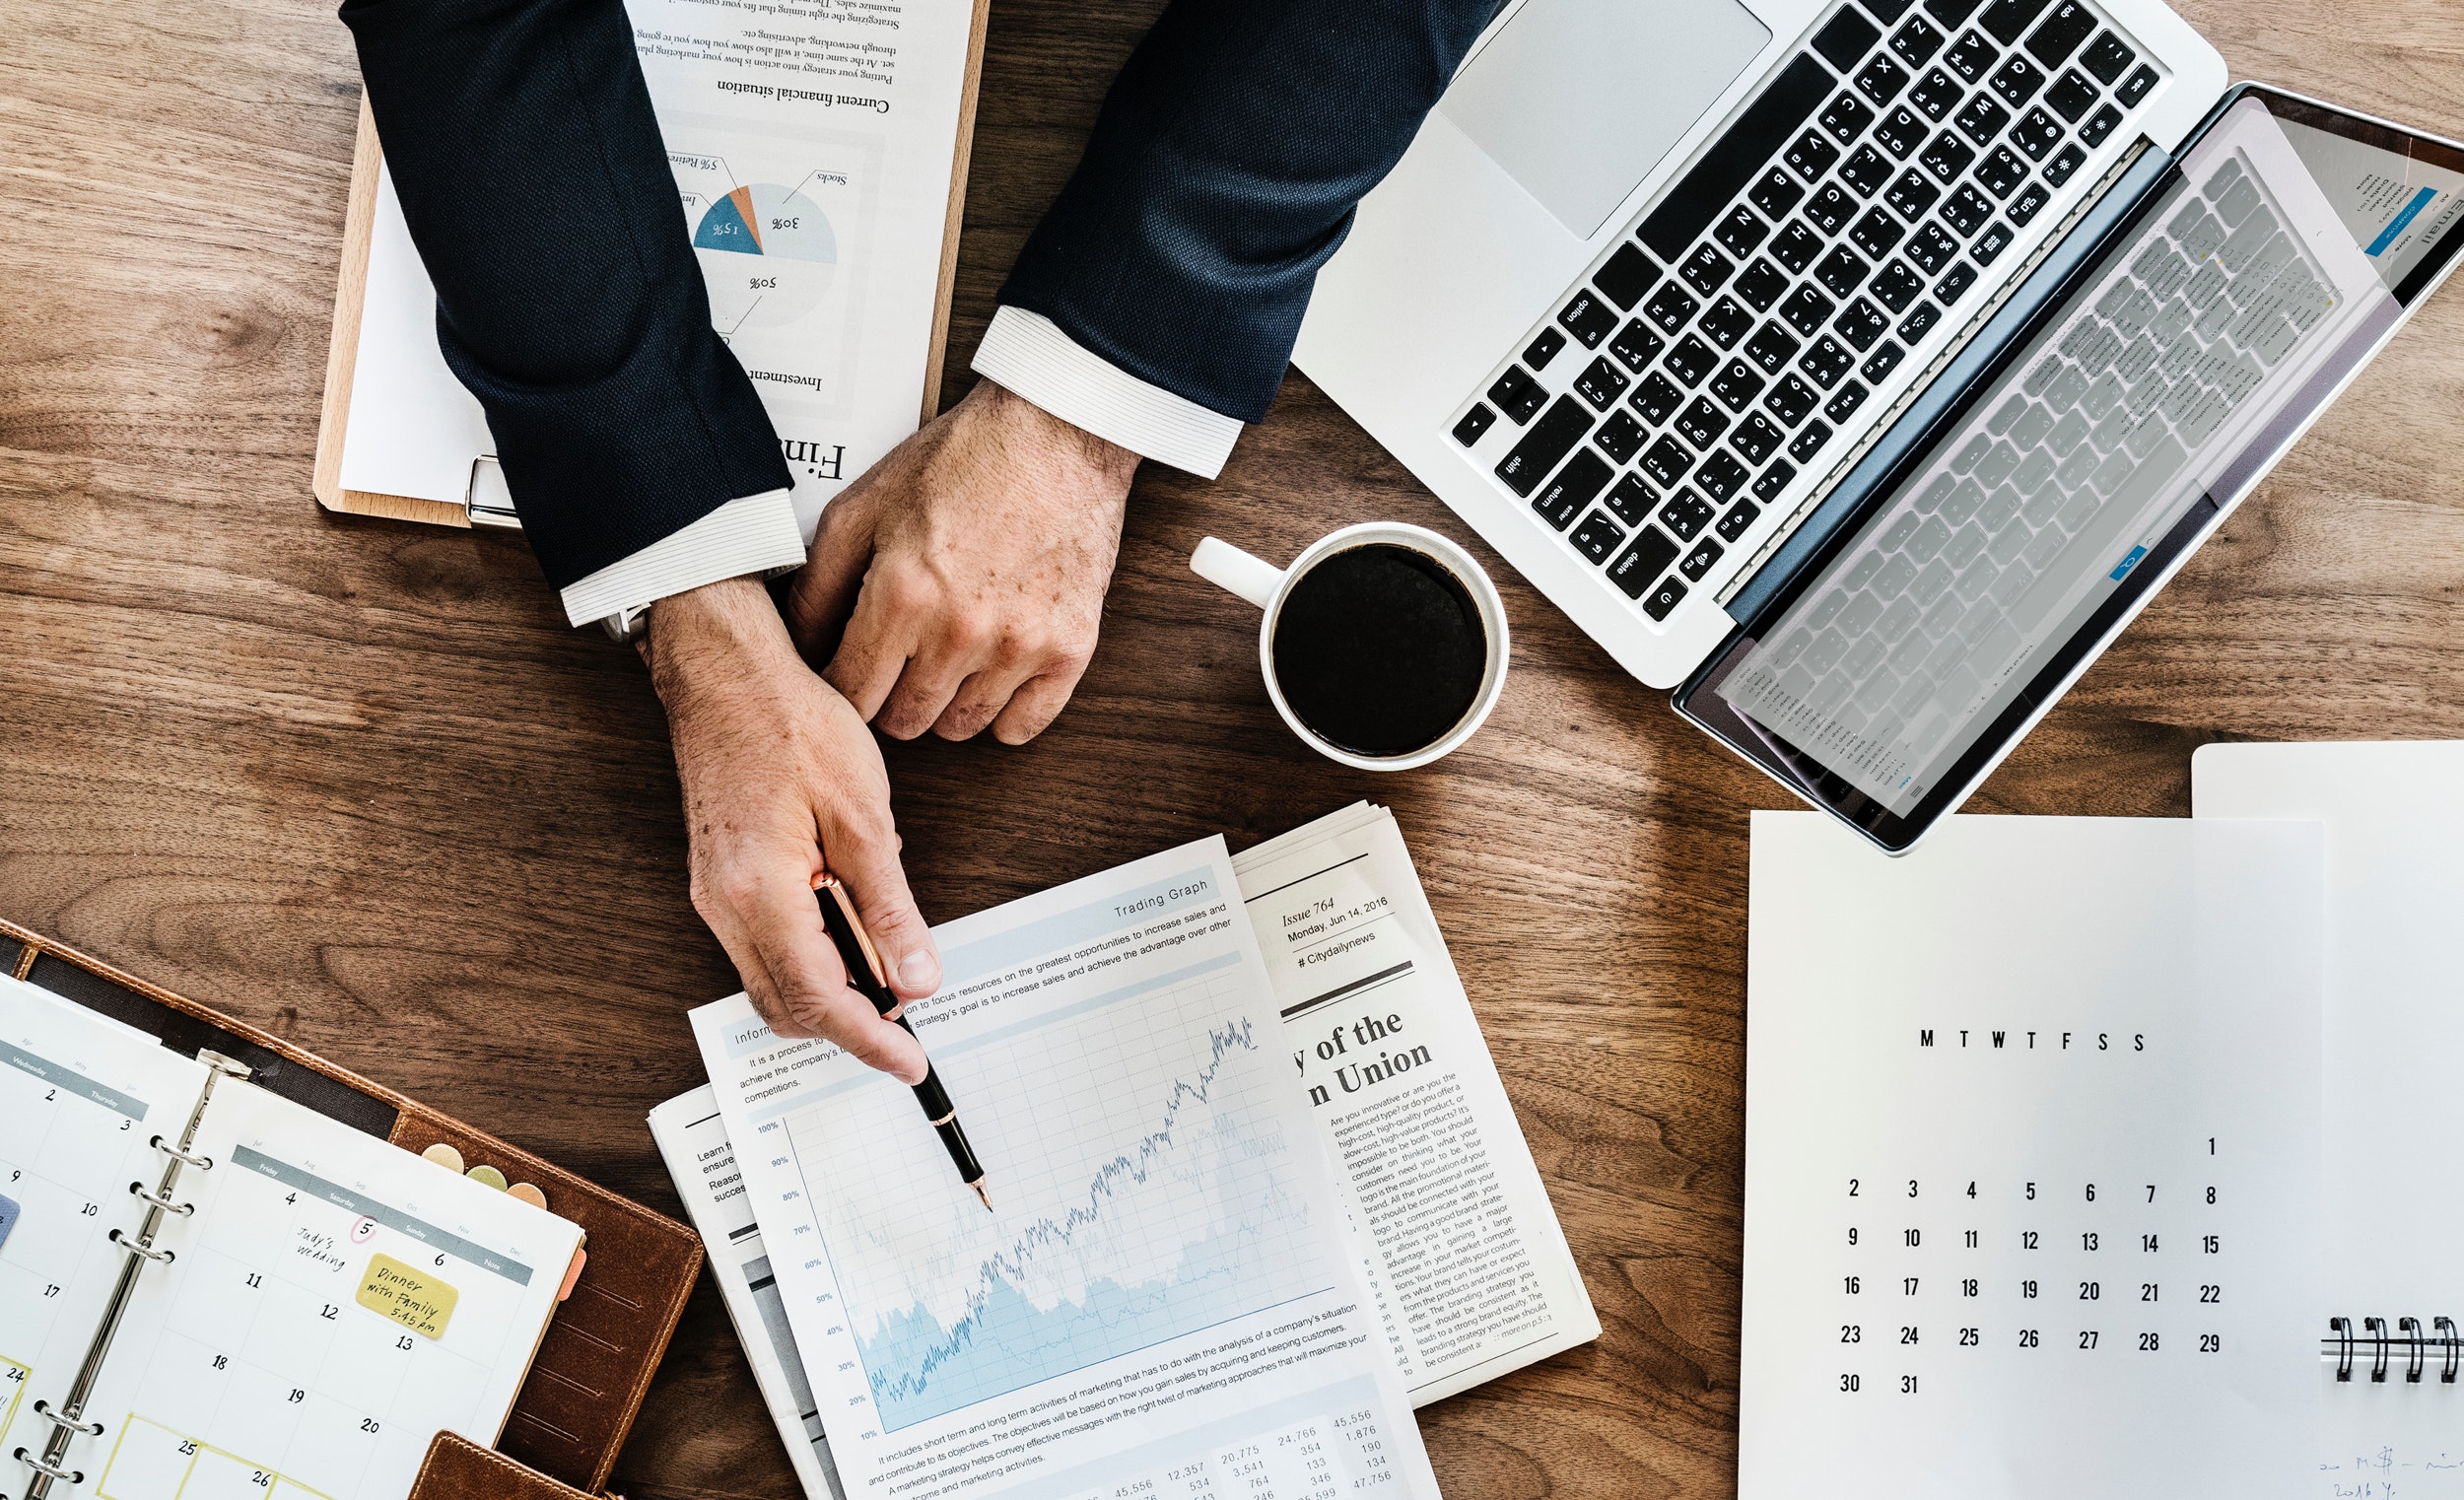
[
  {"xmin": 149, "ymin": 1132, "xmax": 212, "ymax": 1170},
  {"xmin": 30, "ymin": 1401, "xmax": 102, "ymax": 1439},
  {"xmin": 127, "ymin": 1180, "xmax": 194, "ymax": 1215},
  {"xmin": 11, "ymin": 1445, "xmax": 83, "ymax": 1485},
  {"xmin": 107, "ymin": 1228, "xmax": 174, "ymax": 1263},
  {"xmin": 2329, "ymin": 1316, "xmax": 2355, "ymax": 1382}
]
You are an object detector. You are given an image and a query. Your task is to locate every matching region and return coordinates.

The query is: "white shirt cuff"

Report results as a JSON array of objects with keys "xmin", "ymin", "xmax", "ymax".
[
  {"xmin": 557, "ymin": 489, "xmax": 806, "ymax": 628},
  {"xmin": 971, "ymin": 306, "xmax": 1243, "ymax": 479}
]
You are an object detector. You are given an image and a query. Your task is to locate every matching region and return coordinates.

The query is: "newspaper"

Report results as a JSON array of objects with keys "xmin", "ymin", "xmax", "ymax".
[
  {"xmin": 647, "ymin": 1086, "xmax": 847, "ymax": 1500},
  {"xmin": 1236, "ymin": 803, "xmax": 1600, "ymax": 1404},
  {"xmin": 690, "ymin": 838, "xmax": 1440, "ymax": 1500},
  {"xmin": 650, "ymin": 804, "xmax": 1597, "ymax": 1489}
]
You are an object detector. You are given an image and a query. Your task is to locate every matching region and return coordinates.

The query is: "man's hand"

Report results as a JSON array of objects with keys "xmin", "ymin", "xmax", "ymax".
[
  {"xmin": 644, "ymin": 577, "xmax": 939, "ymax": 1079},
  {"xmin": 786, "ymin": 380, "xmax": 1138, "ymax": 744}
]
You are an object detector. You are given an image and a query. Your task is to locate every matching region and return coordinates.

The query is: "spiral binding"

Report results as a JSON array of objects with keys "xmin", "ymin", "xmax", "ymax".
[
  {"xmin": 2323, "ymin": 1315, "xmax": 2462, "ymax": 1384},
  {"xmin": 7, "ymin": 1449, "xmax": 80, "ymax": 1490},
  {"xmin": 11, "ymin": 1052, "xmax": 249, "ymax": 1500}
]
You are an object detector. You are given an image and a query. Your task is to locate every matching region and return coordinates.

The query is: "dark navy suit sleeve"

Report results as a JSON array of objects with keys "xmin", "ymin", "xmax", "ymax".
[
  {"xmin": 997, "ymin": 0, "xmax": 1502, "ymax": 425},
  {"xmin": 340, "ymin": 0, "xmax": 791, "ymax": 591}
]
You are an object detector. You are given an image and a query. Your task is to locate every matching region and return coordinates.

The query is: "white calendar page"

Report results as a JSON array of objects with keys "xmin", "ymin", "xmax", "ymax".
[
  {"xmin": 71, "ymin": 1079, "xmax": 583, "ymax": 1500},
  {"xmin": 1743, "ymin": 814, "xmax": 2325, "ymax": 1499},
  {"xmin": 0, "ymin": 977, "xmax": 212, "ymax": 1482}
]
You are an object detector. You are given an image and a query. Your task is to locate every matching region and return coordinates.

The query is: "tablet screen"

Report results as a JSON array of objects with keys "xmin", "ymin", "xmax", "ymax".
[
  {"xmin": 2276, "ymin": 108, "xmax": 2464, "ymax": 298},
  {"xmin": 1685, "ymin": 88, "xmax": 2464, "ymax": 846}
]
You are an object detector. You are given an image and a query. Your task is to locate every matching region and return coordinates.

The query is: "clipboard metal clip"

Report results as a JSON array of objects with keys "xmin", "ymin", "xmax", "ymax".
[{"xmin": 465, "ymin": 455, "xmax": 523, "ymax": 530}]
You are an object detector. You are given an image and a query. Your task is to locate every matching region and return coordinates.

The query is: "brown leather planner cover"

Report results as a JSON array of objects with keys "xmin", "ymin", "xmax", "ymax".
[
  {"xmin": 1, "ymin": 919, "xmax": 701, "ymax": 1497},
  {"xmin": 387, "ymin": 1100, "xmax": 698, "ymax": 1491},
  {"xmin": 412, "ymin": 1431, "xmax": 597, "ymax": 1500}
]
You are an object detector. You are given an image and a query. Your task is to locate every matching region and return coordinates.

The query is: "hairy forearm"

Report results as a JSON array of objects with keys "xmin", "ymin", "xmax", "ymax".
[{"xmin": 640, "ymin": 577, "xmax": 790, "ymax": 698}]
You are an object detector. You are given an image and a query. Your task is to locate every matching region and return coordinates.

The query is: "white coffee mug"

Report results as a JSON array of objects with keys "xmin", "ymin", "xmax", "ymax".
[{"xmin": 1189, "ymin": 522, "xmax": 1509, "ymax": 771}]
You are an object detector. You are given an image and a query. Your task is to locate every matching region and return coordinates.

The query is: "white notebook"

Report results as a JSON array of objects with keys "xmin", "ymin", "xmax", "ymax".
[
  {"xmin": 2194, "ymin": 740, "xmax": 2464, "ymax": 1497},
  {"xmin": 0, "ymin": 976, "xmax": 584, "ymax": 1500}
]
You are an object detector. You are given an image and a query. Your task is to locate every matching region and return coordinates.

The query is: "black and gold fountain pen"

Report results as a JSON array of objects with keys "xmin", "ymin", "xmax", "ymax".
[{"xmin": 813, "ymin": 873, "xmax": 992, "ymax": 1211}]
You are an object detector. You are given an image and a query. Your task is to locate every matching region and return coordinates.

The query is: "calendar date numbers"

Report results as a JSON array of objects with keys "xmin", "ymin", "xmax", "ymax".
[{"xmin": 1830, "ymin": 1166, "xmax": 2231, "ymax": 1389}]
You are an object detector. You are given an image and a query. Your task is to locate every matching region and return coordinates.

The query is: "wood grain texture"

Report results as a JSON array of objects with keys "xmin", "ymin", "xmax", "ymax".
[{"xmin": 4, "ymin": 1, "xmax": 2463, "ymax": 1495}]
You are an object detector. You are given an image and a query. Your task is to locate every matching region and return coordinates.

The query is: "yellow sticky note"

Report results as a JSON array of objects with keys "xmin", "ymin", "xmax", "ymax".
[{"xmin": 356, "ymin": 1253, "xmax": 459, "ymax": 1340}]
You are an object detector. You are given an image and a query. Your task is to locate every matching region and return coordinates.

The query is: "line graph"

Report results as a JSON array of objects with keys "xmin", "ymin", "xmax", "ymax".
[{"xmin": 787, "ymin": 971, "xmax": 1325, "ymax": 1431}]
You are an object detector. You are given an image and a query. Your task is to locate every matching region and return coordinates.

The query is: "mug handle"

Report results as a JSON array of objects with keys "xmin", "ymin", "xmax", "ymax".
[{"xmin": 1190, "ymin": 538, "xmax": 1284, "ymax": 611}]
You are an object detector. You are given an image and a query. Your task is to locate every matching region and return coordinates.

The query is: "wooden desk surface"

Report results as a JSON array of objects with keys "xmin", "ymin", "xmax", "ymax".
[{"xmin": 4, "ymin": 2, "xmax": 2461, "ymax": 1494}]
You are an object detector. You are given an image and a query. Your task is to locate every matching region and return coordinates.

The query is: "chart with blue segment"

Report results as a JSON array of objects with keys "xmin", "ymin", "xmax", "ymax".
[
  {"xmin": 693, "ymin": 182, "xmax": 837, "ymax": 264},
  {"xmin": 669, "ymin": 142, "xmax": 857, "ymax": 341},
  {"xmin": 787, "ymin": 962, "xmax": 1326, "ymax": 1433}
]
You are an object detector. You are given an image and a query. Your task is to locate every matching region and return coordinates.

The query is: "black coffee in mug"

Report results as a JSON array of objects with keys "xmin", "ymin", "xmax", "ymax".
[{"xmin": 1269, "ymin": 544, "xmax": 1488, "ymax": 758}]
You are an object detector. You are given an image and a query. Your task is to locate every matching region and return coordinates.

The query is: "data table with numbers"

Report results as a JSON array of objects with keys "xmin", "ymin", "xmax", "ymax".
[{"xmin": 1740, "ymin": 812, "xmax": 2324, "ymax": 1498}]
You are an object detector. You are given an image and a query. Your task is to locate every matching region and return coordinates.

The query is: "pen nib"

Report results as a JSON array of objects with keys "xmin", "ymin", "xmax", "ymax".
[{"xmin": 973, "ymin": 1182, "xmax": 992, "ymax": 1213}]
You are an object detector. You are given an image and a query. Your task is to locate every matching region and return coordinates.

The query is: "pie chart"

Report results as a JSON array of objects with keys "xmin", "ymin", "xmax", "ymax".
[
  {"xmin": 691, "ymin": 179, "xmax": 840, "ymax": 335},
  {"xmin": 694, "ymin": 183, "xmax": 837, "ymax": 264}
]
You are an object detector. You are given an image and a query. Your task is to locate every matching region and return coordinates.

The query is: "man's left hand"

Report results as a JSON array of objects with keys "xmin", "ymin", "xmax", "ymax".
[{"xmin": 786, "ymin": 380, "xmax": 1139, "ymax": 745}]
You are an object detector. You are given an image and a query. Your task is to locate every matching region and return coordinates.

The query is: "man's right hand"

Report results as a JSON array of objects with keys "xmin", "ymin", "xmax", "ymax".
[
  {"xmin": 785, "ymin": 381, "xmax": 1136, "ymax": 745},
  {"xmin": 642, "ymin": 576, "xmax": 941, "ymax": 1080}
]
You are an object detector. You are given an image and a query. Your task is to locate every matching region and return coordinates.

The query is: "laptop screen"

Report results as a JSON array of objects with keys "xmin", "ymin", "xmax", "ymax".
[{"xmin": 1698, "ymin": 89, "xmax": 2464, "ymax": 829}]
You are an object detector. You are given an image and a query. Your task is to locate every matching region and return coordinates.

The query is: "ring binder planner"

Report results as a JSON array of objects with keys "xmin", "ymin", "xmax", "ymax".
[
  {"xmin": 0, "ymin": 919, "xmax": 704, "ymax": 1500},
  {"xmin": 14, "ymin": 1053, "xmax": 248, "ymax": 1498},
  {"xmin": 2322, "ymin": 1315, "xmax": 2462, "ymax": 1384}
]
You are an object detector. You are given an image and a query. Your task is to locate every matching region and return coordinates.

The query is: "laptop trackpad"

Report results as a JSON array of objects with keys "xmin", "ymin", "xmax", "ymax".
[{"xmin": 1441, "ymin": 0, "xmax": 1771, "ymax": 239}]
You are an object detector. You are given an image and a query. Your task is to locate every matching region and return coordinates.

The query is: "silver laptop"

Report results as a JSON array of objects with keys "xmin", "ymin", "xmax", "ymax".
[{"xmin": 1295, "ymin": 0, "xmax": 2464, "ymax": 850}]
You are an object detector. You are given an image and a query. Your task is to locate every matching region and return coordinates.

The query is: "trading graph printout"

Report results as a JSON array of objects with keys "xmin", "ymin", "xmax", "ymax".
[{"xmin": 694, "ymin": 839, "xmax": 1440, "ymax": 1500}]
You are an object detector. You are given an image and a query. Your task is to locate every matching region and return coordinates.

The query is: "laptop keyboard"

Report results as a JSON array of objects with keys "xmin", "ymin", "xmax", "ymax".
[
  {"xmin": 1727, "ymin": 150, "xmax": 2340, "ymax": 775},
  {"xmin": 1452, "ymin": 0, "xmax": 2163, "ymax": 626}
]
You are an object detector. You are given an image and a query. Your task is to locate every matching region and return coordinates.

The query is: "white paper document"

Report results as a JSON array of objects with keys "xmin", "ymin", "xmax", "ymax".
[
  {"xmin": 2194, "ymin": 741, "xmax": 2464, "ymax": 1498},
  {"xmin": 342, "ymin": 0, "xmax": 977, "ymax": 535},
  {"xmin": 0, "ymin": 976, "xmax": 215, "ymax": 1472},
  {"xmin": 692, "ymin": 838, "xmax": 1440, "ymax": 1500},
  {"xmin": 1742, "ymin": 813, "xmax": 2326, "ymax": 1499},
  {"xmin": 1233, "ymin": 803, "xmax": 1598, "ymax": 1404},
  {"xmin": 649, "ymin": 1085, "xmax": 847, "ymax": 1500}
]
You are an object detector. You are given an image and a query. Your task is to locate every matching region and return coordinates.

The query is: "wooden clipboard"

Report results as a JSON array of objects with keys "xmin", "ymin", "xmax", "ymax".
[
  {"xmin": 312, "ymin": 0, "xmax": 993, "ymax": 528},
  {"xmin": 2, "ymin": 920, "xmax": 702, "ymax": 1497}
]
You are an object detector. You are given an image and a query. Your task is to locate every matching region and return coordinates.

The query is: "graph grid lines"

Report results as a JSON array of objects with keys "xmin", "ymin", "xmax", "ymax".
[{"xmin": 789, "ymin": 969, "xmax": 1326, "ymax": 1431}]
